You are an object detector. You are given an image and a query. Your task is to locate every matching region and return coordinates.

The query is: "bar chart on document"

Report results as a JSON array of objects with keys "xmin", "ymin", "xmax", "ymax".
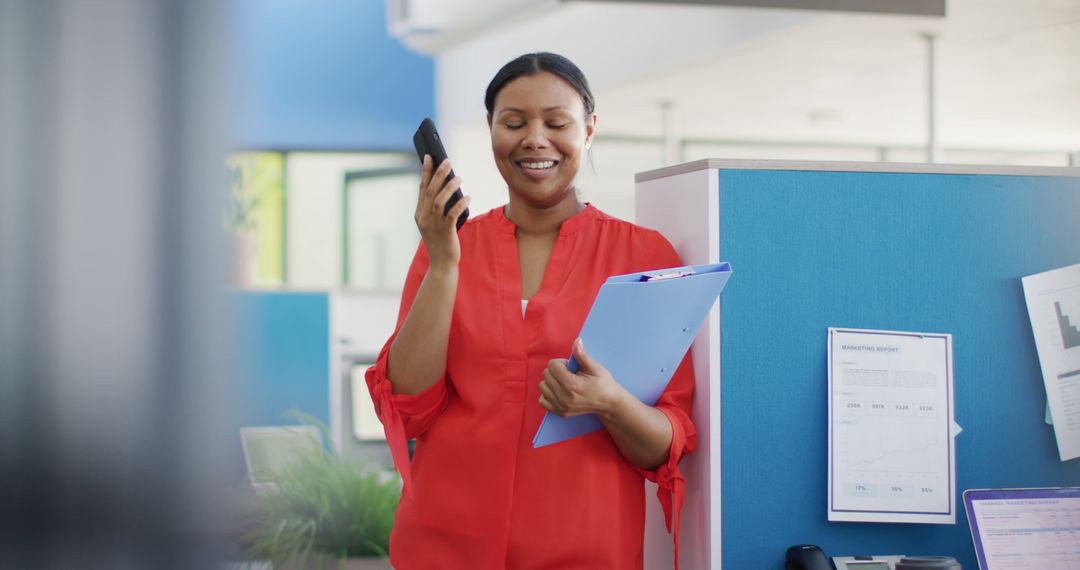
[
  {"xmin": 1058, "ymin": 298, "xmax": 1080, "ymax": 351},
  {"xmin": 828, "ymin": 329, "xmax": 956, "ymax": 523},
  {"xmin": 1055, "ymin": 295, "xmax": 1080, "ymax": 397}
]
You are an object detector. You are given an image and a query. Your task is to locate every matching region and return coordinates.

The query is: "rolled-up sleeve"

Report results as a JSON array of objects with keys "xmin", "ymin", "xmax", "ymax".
[
  {"xmin": 633, "ymin": 354, "xmax": 697, "ymax": 541},
  {"xmin": 364, "ymin": 243, "xmax": 451, "ymax": 494}
]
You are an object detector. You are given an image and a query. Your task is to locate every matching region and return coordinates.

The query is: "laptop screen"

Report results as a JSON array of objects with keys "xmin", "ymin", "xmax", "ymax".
[
  {"xmin": 963, "ymin": 487, "xmax": 1080, "ymax": 570},
  {"xmin": 240, "ymin": 426, "xmax": 321, "ymax": 487}
]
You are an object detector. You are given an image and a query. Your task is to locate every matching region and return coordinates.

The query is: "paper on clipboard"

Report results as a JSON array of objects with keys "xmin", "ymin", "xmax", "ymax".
[{"xmin": 532, "ymin": 262, "xmax": 732, "ymax": 448}]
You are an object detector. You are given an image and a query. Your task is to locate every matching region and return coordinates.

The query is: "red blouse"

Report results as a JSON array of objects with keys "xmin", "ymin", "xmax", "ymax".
[{"xmin": 366, "ymin": 204, "xmax": 696, "ymax": 569}]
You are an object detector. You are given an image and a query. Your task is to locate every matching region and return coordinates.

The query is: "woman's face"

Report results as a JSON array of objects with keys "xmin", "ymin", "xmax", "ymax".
[{"xmin": 489, "ymin": 72, "xmax": 596, "ymax": 209}]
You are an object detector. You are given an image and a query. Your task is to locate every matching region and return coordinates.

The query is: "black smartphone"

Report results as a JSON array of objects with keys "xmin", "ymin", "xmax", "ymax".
[{"xmin": 413, "ymin": 117, "xmax": 469, "ymax": 231}]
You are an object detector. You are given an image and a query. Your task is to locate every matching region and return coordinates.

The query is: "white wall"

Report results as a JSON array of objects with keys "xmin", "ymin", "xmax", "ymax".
[
  {"xmin": 286, "ymin": 152, "xmax": 414, "ymax": 288},
  {"xmin": 422, "ymin": 0, "xmax": 1079, "ymax": 209},
  {"xmin": 432, "ymin": 3, "xmax": 809, "ymax": 215}
]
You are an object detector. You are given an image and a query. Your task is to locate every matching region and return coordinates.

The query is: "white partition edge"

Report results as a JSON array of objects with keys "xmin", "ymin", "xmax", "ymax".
[
  {"xmin": 636, "ymin": 157, "xmax": 1080, "ymax": 182},
  {"xmin": 636, "ymin": 167, "xmax": 721, "ymax": 570},
  {"xmin": 329, "ymin": 291, "xmax": 343, "ymax": 452}
]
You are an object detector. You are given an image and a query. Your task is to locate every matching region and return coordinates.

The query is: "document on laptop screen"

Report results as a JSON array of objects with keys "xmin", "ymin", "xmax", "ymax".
[{"xmin": 966, "ymin": 488, "xmax": 1080, "ymax": 570}]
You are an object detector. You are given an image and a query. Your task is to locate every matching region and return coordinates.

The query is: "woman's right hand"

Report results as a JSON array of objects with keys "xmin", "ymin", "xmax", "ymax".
[{"xmin": 415, "ymin": 155, "xmax": 471, "ymax": 270}]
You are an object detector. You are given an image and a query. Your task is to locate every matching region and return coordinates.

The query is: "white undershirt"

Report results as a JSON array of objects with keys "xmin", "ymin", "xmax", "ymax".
[{"xmin": 521, "ymin": 299, "xmax": 528, "ymax": 318}]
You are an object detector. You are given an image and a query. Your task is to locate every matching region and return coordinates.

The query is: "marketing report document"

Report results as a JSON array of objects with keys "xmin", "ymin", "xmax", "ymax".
[{"xmin": 828, "ymin": 328, "xmax": 959, "ymax": 524}]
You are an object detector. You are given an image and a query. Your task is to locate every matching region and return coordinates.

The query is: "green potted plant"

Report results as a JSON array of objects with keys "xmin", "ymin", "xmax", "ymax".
[{"xmin": 245, "ymin": 419, "xmax": 399, "ymax": 570}]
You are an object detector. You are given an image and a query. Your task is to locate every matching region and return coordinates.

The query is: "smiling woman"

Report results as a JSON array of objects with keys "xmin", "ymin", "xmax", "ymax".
[
  {"xmin": 365, "ymin": 52, "xmax": 696, "ymax": 570},
  {"xmin": 486, "ymin": 58, "xmax": 596, "ymax": 217}
]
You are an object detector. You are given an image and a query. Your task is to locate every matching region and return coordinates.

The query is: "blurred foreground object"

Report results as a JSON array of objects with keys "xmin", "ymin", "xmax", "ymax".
[{"xmin": 0, "ymin": 0, "xmax": 235, "ymax": 568}]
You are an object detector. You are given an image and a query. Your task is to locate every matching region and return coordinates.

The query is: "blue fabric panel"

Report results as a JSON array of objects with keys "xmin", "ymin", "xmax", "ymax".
[
  {"xmin": 231, "ymin": 291, "xmax": 329, "ymax": 428},
  {"xmin": 718, "ymin": 169, "xmax": 1080, "ymax": 568},
  {"xmin": 230, "ymin": 0, "xmax": 434, "ymax": 150}
]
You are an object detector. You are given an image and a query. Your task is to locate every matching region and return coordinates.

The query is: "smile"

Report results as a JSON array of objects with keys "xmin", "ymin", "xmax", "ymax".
[{"xmin": 518, "ymin": 160, "xmax": 556, "ymax": 170}]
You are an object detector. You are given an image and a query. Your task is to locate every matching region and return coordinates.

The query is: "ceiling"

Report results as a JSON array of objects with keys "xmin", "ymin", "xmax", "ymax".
[{"xmin": 393, "ymin": 0, "xmax": 1080, "ymax": 155}]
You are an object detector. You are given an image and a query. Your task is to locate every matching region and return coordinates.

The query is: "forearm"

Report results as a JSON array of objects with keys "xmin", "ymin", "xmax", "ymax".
[
  {"xmin": 599, "ymin": 390, "xmax": 673, "ymax": 471},
  {"xmin": 387, "ymin": 265, "xmax": 458, "ymax": 395}
]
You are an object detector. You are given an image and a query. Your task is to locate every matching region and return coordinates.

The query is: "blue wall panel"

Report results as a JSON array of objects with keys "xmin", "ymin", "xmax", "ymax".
[
  {"xmin": 718, "ymin": 169, "xmax": 1080, "ymax": 568},
  {"xmin": 231, "ymin": 291, "xmax": 330, "ymax": 428},
  {"xmin": 225, "ymin": 290, "xmax": 330, "ymax": 481},
  {"xmin": 230, "ymin": 0, "xmax": 434, "ymax": 150}
]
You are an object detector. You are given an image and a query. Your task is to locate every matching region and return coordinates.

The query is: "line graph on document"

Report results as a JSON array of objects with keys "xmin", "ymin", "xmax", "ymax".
[
  {"xmin": 837, "ymin": 416, "xmax": 945, "ymax": 477},
  {"xmin": 833, "ymin": 412, "xmax": 949, "ymax": 512}
]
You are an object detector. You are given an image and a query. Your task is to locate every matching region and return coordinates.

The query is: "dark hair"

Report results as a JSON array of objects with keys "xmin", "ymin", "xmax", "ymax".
[{"xmin": 484, "ymin": 52, "xmax": 595, "ymax": 118}]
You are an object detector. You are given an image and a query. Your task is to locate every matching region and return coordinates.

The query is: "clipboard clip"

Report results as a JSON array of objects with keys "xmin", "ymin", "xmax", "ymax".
[{"xmin": 640, "ymin": 270, "xmax": 695, "ymax": 282}]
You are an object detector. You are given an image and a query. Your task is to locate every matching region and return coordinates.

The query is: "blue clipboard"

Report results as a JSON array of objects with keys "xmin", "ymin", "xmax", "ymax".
[{"xmin": 532, "ymin": 262, "xmax": 733, "ymax": 448}]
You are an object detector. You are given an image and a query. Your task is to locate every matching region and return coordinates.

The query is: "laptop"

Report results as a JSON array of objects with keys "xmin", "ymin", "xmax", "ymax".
[
  {"xmin": 963, "ymin": 487, "xmax": 1080, "ymax": 569},
  {"xmin": 240, "ymin": 425, "xmax": 321, "ymax": 489}
]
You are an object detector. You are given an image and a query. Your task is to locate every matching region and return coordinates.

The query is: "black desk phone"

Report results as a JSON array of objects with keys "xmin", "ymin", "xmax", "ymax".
[
  {"xmin": 786, "ymin": 545, "xmax": 960, "ymax": 570},
  {"xmin": 786, "ymin": 545, "xmax": 834, "ymax": 570}
]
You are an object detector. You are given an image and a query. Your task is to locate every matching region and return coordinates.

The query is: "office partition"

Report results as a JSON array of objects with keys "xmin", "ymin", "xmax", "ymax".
[
  {"xmin": 231, "ymin": 291, "xmax": 331, "ymax": 430},
  {"xmin": 230, "ymin": 289, "xmax": 400, "ymax": 472},
  {"xmin": 636, "ymin": 159, "xmax": 1080, "ymax": 569}
]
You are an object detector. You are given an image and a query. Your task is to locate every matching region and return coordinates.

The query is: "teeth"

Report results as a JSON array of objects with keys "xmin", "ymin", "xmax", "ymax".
[{"xmin": 520, "ymin": 161, "xmax": 555, "ymax": 169}]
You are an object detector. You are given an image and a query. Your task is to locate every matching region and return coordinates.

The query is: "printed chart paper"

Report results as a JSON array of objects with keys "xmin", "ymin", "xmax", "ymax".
[
  {"xmin": 1022, "ymin": 263, "xmax": 1080, "ymax": 461},
  {"xmin": 828, "ymin": 328, "xmax": 959, "ymax": 523}
]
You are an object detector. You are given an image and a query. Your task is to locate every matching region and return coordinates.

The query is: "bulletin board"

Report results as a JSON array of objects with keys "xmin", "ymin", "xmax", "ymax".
[{"xmin": 715, "ymin": 166, "xmax": 1080, "ymax": 568}]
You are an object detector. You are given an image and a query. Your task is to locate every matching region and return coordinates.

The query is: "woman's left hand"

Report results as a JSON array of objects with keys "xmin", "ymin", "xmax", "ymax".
[{"xmin": 539, "ymin": 339, "xmax": 627, "ymax": 418}]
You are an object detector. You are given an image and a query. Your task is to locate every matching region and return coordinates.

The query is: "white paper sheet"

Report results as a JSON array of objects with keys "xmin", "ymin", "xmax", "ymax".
[
  {"xmin": 828, "ymin": 328, "xmax": 959, "ymax": 524},
  {"xmin": 1022, "ymin": 262, "xmax": 1080, "ymax": 462}
]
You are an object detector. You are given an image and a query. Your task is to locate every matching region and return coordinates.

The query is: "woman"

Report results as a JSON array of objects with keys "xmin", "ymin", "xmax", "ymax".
[{"xmin": 366, "ymin": 52, "xmax": 696, "ymax": 569}]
